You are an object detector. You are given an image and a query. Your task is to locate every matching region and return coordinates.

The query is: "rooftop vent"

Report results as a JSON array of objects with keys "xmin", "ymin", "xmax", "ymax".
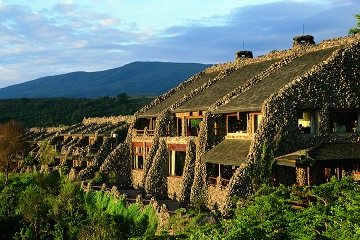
[
  {"xmin": 292, "ymin": 35, "xmax": 315, "ymax": 48},
  {"xmin": 235, "ymin": 50, "xmax": 253, "ymax": 60}
]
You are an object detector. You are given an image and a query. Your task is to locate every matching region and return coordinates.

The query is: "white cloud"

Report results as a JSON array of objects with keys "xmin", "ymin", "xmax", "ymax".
[
  {"xmin": 98, "ymin": 18, "xmax": 119, "ymax": 26},
  {"xmin": 73, "ymin": 40, "xmax": 87, "ymax": 48}
]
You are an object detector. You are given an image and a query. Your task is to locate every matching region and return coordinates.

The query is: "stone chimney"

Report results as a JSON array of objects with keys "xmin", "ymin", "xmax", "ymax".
[
  {"xmin": 292, "ymin": 35, "xmax": 315, "ymax": 49},
  {"xmin": 235, "ymin": 50, "xmax": 253, "ymax": 60}
]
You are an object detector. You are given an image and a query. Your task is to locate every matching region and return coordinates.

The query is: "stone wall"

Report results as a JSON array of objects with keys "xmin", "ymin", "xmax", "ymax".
[
  {"xmin": 78, "ymin": 137, "xmax": 113, "ymax": 180},
  {"xmin": 99, "ymin": 141, "xmax": 133, "ymax": 189},
  {"xmin": 207, "ymin": 183, "xmax": 227, "ymax": 211},
  {"xmin": 352, "ymin": 171, "xmax": 360, "ymax": 181},
  {"xmin": 82, "ymin": 115, "xmax": 134, "ymax": 125},
  {"xmin": 145, "ymin": 139, "xmax": 169, "ymax": 199},
  {"xmin": 178, "ymin": 139, "xmax": 196, "ymax": 205},
  {"xmin": 207, "ymin": 35, "xmax": 360, "ymax": 215},
  {"xmin": 167, "ymin": 176, "xmax": 183, "ymax": 201},
  {"xmin": 132, "ymin": 169, "xmax": 145, "ymax": 189}
]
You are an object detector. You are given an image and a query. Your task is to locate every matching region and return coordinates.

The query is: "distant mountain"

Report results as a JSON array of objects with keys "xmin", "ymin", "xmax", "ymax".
[{"xmin": 0, "ymin": 62, "xmax": 212, "ymax": 99}]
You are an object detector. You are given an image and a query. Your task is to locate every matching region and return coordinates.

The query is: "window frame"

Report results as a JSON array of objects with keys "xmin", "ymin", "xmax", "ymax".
[
  {"xmin": 133, "ymin": 142, "xmax": 144, "ymax": 170},
  {"xmin": 329, "ymin": 109, "xmax": 360, "ymax": 133},
  {"xmin": 297, "ymin": 109, "xmax": 319, "ymax": 134},
  {"xmin": 168, "ymin": 144, "xmax": 186, "ymax": 177}
]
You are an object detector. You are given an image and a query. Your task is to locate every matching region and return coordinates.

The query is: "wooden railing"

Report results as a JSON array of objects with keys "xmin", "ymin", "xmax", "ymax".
[
  {"xmin": 208, "ymin": 176, "xmax": 217, "ymax": 186},
  {"xmin": 136, "ymin": 130, "xmax": 155, "ymax": 136},
  {"xmin": 208, "ymin": 177, "xmax": 230, "ymax": 187}
]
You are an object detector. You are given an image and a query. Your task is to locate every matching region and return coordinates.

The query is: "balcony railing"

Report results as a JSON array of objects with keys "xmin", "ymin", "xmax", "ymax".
[
  {"xmin": 208, "ymin": 176, "xmax": 230, "ymax": 187},
  {"xmin": 136, "ymin": 129, "xmax": 155, "ymax": 136}
]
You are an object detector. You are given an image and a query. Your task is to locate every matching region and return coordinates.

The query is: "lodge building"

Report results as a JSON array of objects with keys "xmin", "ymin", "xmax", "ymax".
[
  {"xmin": 127, "ymin": 34, "xmax": 360, "ymax": 213},
  {"xmin": 25, "ymin": 34, "xmax": 360, "ymax": 214}
]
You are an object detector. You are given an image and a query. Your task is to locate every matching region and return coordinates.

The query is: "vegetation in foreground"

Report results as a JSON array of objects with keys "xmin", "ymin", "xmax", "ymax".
[
  {"xmin": 2, "ymin": 171, "xmax": 360, "ymax": 239},
  {"xmin": 0, "ymin": 172, "xmax": 159, "ymax": 239},
  {"xmin": 0, "ymin": 93, "xmax": 155, "ymax": 128},
  {"xmin": 164, "ymin": 177, "xmax": 360, "ymax": 239}
]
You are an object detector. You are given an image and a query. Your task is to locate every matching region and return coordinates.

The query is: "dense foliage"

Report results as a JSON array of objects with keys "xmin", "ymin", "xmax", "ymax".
[
  {"xmin": 0, "ymin": 172, "xmax": 158, "ymax": 239},
  {"xmin": 166, "ymin": 177, "xmax": 360, "ymax": 239},
  {"xmin": 2, "ymin": 171, "xmax": 360, "ymax": 239},
  {"xmin": 0, "ymin": 94, "xmax": 154, "ymax": 127}
]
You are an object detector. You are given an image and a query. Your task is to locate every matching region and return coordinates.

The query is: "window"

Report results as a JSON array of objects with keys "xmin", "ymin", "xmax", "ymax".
[
  {"xmin": 168, "ymin": 144, "xmax": 186, "ymax": 176},
  {"xmin": 206, "ymin": 163, "xmax": 219, "ymax": 186},
  {"xmin": 176, "ymin": 118, "xmax": 182, "ymax": 136},
  {"xmin": 206, "ymin": 163, "xmax": 237, "ymax": 187},
  {"xmin": 330, "ymin": 110, "xmax": 360, "ymax": 133},
  {"xmin": 227, "ymin": 113, "xmax": 247, "ymax": 134},
  {"xmin": 297, "ymin": 110, "xmax": 318, "ymax": 134},
  {"xmin": 251, "ymin": 113, "xmax": 262, "ymax": 134},
  {"xmin": 169, "ymin": 151, "xmax": 186, "ymax": 176},
  {"xmin": 133, "ymin": 143, "xmax": 144, "ymax": 169},
  {"xmin": 136, "ymin": 118, "xmax": 156, "ymax": 136},
  {"xmin": 186, "ymin": 118, "xmax": 202, "ymax": 136}
]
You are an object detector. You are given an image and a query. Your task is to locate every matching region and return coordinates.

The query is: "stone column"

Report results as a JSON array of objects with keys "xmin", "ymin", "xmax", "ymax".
[{"xmin": 296, "ymin": 166, "xmax": 308, "ymax": 186}]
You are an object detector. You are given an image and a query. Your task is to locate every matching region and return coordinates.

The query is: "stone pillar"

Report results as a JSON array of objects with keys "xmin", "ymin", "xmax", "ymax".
[
  {"xmin": 296, "ymin": 166, "xmax": 308, "ymax": 186},
  {"xmin": 181, "ymin": 116, "xmax": 186, "ymax": 137}
]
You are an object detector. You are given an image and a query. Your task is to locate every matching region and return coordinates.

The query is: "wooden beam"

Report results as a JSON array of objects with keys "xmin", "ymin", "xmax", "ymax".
[{"xmin": 307, "ymin": 166, "xmax": 311, "ymax": 186}]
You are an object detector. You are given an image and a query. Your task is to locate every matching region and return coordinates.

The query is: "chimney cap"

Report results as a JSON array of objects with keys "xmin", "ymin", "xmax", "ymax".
[
  {"xmin": 293, "ymin": 35, "xmax": 315, "ymax": 45},
  {"xmin": 235, "ymin": 50, "xmax": 253, "ymax": 59}
]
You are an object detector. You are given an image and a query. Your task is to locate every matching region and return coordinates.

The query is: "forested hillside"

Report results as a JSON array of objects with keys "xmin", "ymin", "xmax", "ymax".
[
  {"xmin": 0, "ymin": 62, "xmax": 212, "ymax": 98},
  {"xmin": 0, "ymin": 94, "xmax": 154, "ymax": 127}
]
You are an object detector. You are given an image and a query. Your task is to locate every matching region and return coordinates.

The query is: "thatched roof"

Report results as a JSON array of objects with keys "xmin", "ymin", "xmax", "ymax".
[
  {"xmin": 276, "ymin": 143, "xmax": 360, "ymax": 167},
  {"xmin": 201, "ymin": 139, "xmax": 251, "ymax": 166},
  {"xmin": 173, "ymin": 60, "xmax": 276, "ymax": 112},
  {"xmin": 138, "ymin": 71, "xmax": 220, "ymax": 117},
  {"xmin": 213, "ymin": 46, "xmax": 341, "ymax": 114}
]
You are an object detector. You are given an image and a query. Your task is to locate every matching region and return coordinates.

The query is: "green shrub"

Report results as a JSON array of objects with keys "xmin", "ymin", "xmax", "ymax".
[
  {"xmin": 90, "ymin": 172, "xmax": 103, "ymax": 185},
  {"xmin": 60, "ymin": 165, "xmax": 70, "ymax": 175}
]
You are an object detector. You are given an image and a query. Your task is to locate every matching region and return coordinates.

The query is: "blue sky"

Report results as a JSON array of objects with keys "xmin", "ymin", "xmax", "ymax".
[{"xmin": 0, "ymin": 0, "xmax": 358, "ymax": 88}]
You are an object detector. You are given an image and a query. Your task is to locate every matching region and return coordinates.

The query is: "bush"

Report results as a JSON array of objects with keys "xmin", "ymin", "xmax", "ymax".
[
  {"xmin": 60, "ymin": 165, "xmax": 70, "ymax": 175},
  {"xmin": 90, "ymin": 172, "xmax": 103, "ymax": 185}
]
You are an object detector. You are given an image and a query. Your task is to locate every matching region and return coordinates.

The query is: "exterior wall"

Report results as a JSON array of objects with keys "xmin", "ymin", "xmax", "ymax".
[
  {"xmin": 352, "ymin": 171, "xmax": 360, "ymax": 181},
  {"xmin": 132, "ymin": 169, "xmax": 145, "ymax": 189},
  {"xmin": 296, "ymin": 167, "xmax": 308, "ymax": 186},
  {"xmin": 207, "ymin": 179, "xmax": 227, "ymax": 211},
  {"xmin": 130, "ymin": 135, "xmax": 195, "ymax": 199},
  {"xmin": 167, "ymin": 176, "xmax": 183, "ymax": 201}
]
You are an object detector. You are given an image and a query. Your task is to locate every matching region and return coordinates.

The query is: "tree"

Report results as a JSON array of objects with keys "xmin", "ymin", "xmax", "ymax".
[
  {"xmin": 0, "ymin": 120, "xmax": 26, "ymax": 185},
  {"xmin": 18, "ymin": 185, "xmax": 51, "ymax": 238},
  {"xmin": 37, "ymin": 140, "xmax": 58, "ymax": 165},
  {"xmin": 348, "ymin": 13, "xmax": 360, "ymax": 36}
]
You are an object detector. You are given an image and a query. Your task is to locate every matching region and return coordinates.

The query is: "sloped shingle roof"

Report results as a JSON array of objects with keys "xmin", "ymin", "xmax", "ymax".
[
  {"xmin": 201, "ymin": 139, "xmax": 251, "ymax": 166},
  {"xmin": 138, "ymin": 71, "xmax": 221, "ymax": 117},
  {"xmin": 174, "ymin": 60, "xmax": 276, "ymax": 112},
  {"xmin": 213, "ymin": 46, "xmax": 341, "ymax": 114},
  {"xmin": 276, "ymin": 143, "xmax": 360, "ymax": 167}
]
